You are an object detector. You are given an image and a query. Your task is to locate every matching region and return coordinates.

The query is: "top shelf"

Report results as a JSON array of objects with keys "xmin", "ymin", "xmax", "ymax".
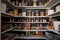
[
  {"xmin": 2, "ymin": 0, "xmax": 51, "ymax": 9},
  {"xmin": 2, "ymin": 0, "xmax": 60, "ymax": 9}
]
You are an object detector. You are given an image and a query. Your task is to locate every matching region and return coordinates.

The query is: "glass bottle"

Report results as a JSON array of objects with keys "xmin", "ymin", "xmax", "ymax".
[
  {"xmin": 33, "ymin": 0, "xmax": 37, "ymax": 6},
  {"xmin": 40, "ymin": 12, "xmax": 44, "ymax": 16},
  {"xmin": 36, "ymin": 18, "xmax": 38, "ymax": 22},
  {"xmin": 43, "ymin": 19, "xmax": 46, "ymax": 22},
  {"xmin": 10, "ymin": 24, "xmax": 13, "ymax": 28},
  {"xmin": 32, "ymin": 11, "xmax": 34, "ymax": 16},
  {"xmin": 12, "ymin": 1, "xmax": 15, "ymax": 5},
  {"xmin": 28, "ymin": 10, "xmax": 31, "ymax": 16},
  {"xmin": 26, "ymin": 18, "xmax": 29, "ymax": 22},
  {"xmin": 39, "ymin": 24, "xmax": 43, "ymax": 30},
  {"xmin": 25, "ymin": 1, "xmax": 28, "ymax": 6},
  {"xmin": 46, "ymin": 10, "xmax": 48, "ymax": 16},
  {"xmin": 36, "ymin": 31, "xmax": 39, "ymax": 35},
  {"xmin": 10, "ymin": 18, "xmax": 14, "ymax": 22},
  {"xmin": 35, "ymin": 10, "xmax": 39, "ymax": 16},
  {"xmin": 9, "ymin": 10, "xmax": 13, "ymax": 15},
  {"xmin": 39, "ymin": 2, "xmax": 42, "ymax": 6},
  {"xmin": 31, "ymin": 17, "xmax": 33, "ymax": 22},
  {"xmin": 18, "ymin": 24, "xmax": 21, "ymax": 29},
  {"xmin": 19, "ymin": 2, "xmax": 22, "ymax": 6},
  {"xmin": 40, "ymin": 19, "xmax": 43, "ymax": 22},
  {"xmin": 22, "ymin": 10, "xmax": 26, "ymax": 16},
  {"xmin": 33, "ymin": 17, "xmax": 36, "ymax": 22},
  {"xmin": 28, "ymin": 1, "xmax": 31, "ymax": 6},
  {"xmin": 22, "ymin": 0, "xmax": 25, "ymax": 6},
  {"xmin": 15, "ymin": 0, "xmax": 19, "ymax": 6},
  {"xmin": 13, "ymin": 9, "xmax": 18, "ymax": 16}
]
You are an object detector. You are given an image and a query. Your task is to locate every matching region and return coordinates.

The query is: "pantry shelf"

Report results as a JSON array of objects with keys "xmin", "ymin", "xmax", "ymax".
[
  {"xmin": 46, "ymin": 0, "xmax": 60, "ymax": 8},
  {"xmin": 11, "ymin": 29, "xmax": 49, "ymax": 32},
  {"xmin": 14, "ymin": 36, "xmax": 47, "ymax": 39},
  {"xmin": 1, "ymin": 27, "xmax": 15, "ymax": 34},
  {"xmin": 6, "ymin": 22, "xmax": 49, "ymax": 24},
  {"xmin": 48, "ymin": 11, "xmax": 60, "ymax": 17},
  {"xmin": 15, "ymin": 6, "xmax": 50, "ymax": 9},
  {"xmin": 1, "ymin": 12, "xmax": 15, "ymax": 17},
  {"xmin": 14, "ymin": 16, "xmax": 49, "ymax": 18}
]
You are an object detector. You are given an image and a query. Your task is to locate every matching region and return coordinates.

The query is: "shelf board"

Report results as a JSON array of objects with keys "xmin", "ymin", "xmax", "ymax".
[
  {"xmin": 46, "ymin": 0, "xmax": 60, "ymax": 8},
  {"xmin": 1, "ymin": 27, "xmax": 15, "ymax": 34},
  {"xmin": 1, "ymin": 12, "xmax": 49, "ymax": 18},
  {"xmin": 15, "ymin": 6, "xmax": 50, "ymax": 9},
  {"xmin": 6, "ymin": 22, "xmax": 49, "ymax": 24},
  {"xmin": 15, "ymin": 16, "xmax": 49, "ymax": 18},
  {"xmin": 50, "ymin": 0, "xmax": 60, "ymax": 8},
  {"xmin": 14, "ymin": 36, "xmax": 47, "ymax": 39},
  {"xmin": 48, "ymin": 11, "xmax": 60, "ymax": 17},
  {"xmin": 47, "ymin": 28, "xmax": 60, "ymax": 35},
  {"xmin": 12, "ymin": 29, "xmax": 49, "ymax": 32},
  {"xmin": 1, "ymin": 12, "xmax": 15, "ymax": 17}
]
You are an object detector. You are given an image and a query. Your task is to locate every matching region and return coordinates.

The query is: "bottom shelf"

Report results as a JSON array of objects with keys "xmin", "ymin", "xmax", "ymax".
[
  {"xmin": 12, "ymin": 32, "xmax": 47, "ymax": 40},
  {"xmin": 14, "ymin": 37, "xmax": 47, "ymax": 39}
]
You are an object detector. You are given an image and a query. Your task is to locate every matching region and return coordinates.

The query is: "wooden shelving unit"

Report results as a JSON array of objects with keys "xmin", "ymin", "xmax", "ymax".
[{"xmin": 1, "ymin": 0, "xmax": 60, "ymax": 40}]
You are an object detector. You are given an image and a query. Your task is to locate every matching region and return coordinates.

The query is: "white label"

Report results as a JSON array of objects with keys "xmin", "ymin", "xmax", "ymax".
[
  {"xmin": 48, "ymin": 10, "xmax": 54, "ymax": 15},
  {"xmin": 22, "ymin": 12, "xmax": 26, "ymax": 16}
]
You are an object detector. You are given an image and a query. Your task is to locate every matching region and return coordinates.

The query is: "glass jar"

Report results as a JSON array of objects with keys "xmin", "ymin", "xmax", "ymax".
[
  {"xmin": 28, "ymin": 10, "xmax": 32, "ymax": 16},
  {"xmin": 35, "ymin": 10, "xmax": 39, "ymax": 16},
  {"xmin": 40, "ymin": 12, "xmax": 44, "ymax": 16},
  {"xmin": 32, "ymin": 11, "xmax": 34, "ymax": 16}
]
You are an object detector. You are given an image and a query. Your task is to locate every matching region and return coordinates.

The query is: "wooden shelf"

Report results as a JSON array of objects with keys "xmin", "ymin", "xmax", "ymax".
[
  {"xmin": 48, "ymin": 11, "xmax": 60, "ymax": 17},
  {"xmin": 6, "ymin": 22, "xmax": 49, "ymax": 24},
  {"xmin": 46, "ymin": 0, "xmax": 60, "ymax": 8},
  {"xmin": 50, "ymin": 0, "xmax": 60, "ymax": 8},
  {"xmin": 1, "ymin": 12, "xmax": 49, "ymax": 18},
  {"xmin": 12, "ymin": 29, "xmax": 49, "ymax": 32},
  {"xmin": 15, "ymin": 6, "xmax": 50, "ymax": 9},
  {"xmin": 1, "ymin": 27, "xmax": 15, "ymax": 34},
  {"xmin": 1, "ymin": 12, "xmax": 15, "ymax": 17},
  {"xmin": 15, "ymin": 16, "xmax": 49, "ymax": 18},
  {"xmin": 14, "ymin": 36, "xmax": 47, "ymax": 39},
  {"xmin": 2, "ymin": 0, "xmax": 60, "ymax": 9}
]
